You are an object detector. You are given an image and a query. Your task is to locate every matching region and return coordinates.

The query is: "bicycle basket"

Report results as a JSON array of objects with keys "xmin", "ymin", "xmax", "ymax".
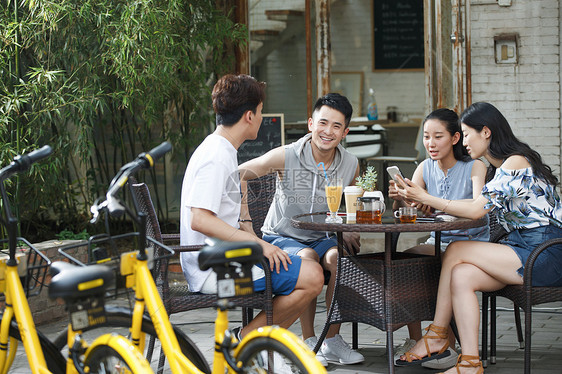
[
  {"xmin": 58, "ymin": 232, "xmax": 174, "ymax": 298},
  {"xmin": 0, "ymin": 237, "xmax": 50, "ymax": 298}
]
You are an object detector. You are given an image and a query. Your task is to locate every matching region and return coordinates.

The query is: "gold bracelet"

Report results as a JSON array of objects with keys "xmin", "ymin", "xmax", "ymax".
[{"xmin": 443, "ymin": 200, "xmax": 451, "ymax": 212}]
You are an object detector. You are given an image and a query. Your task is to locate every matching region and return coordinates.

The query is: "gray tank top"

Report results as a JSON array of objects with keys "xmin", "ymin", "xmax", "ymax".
[{"xmin": 262, "ymin": 134, "xmax": 358, "ymax": 241}]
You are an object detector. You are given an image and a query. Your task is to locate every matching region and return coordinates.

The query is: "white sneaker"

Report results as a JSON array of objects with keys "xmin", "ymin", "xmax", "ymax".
[
  {"xmin": 321, "ymin": 334, "xmax": 365, "ymax": 365},
  {"xmin": 421, "ymin": 347, "xmax": 459, "ymax": 369},
  {"xmin": 259, "ymin": 351, "xmax": 295, "ymax": 374},
  {"xmin": 393, "ymin": 338, "xmax": 417, "ymax": 363},
  {"xmin": 304, "ymin": 336, "xmax": 328, "ymax": 367}
]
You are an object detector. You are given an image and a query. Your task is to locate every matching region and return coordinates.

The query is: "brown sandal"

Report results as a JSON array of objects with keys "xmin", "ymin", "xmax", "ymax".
[
  {"xmin": 395, "ymin": 324, "xmax": 451, "ymax": 366},
  {"xmin": 440, "ymin": 354, "xmax": 483, "ymax": 374}
]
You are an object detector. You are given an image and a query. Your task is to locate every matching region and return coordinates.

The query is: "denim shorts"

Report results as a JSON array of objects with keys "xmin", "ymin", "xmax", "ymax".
[
  {"xmin": 425, "ymin": 235, "xmax": 488, "ymax": 253},
  {"xmin": 424, "ymin": 236, "xmax": 449, "ymax": 252},
  {"xmin": 254, "ymin": 254, "xmax": 302, "ymax": 296},
  {"xmin": 500, "ymin": 225, "xmax": 562, "ymax": 286},
  {"xmin": 262, "ymin": 234, "xmax": 337, "ymax": 259},
  {"xmin": 200, "ymin": 254, "xmax": 302, "ymax": 296}
]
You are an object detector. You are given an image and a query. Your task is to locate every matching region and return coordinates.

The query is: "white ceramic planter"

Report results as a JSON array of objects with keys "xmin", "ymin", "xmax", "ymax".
[{"xmin": 363, "ymin": 190, "xmax": 384, "ymax": 201}]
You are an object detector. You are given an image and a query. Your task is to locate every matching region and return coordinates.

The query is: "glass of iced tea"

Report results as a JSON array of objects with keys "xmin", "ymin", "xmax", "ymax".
[
  {"xmin": 395, "ymin": 206, "xmax": 417, "ymax": 223},
  {"xmin": 325, "ymin": 176, "xmax": 343, "ymax": 223}
]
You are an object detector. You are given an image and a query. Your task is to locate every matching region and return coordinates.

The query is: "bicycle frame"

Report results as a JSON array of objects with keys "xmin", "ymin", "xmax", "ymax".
[
  {"xmin": 0, "ymin": 258, "xmax": 49, "ymax": 373},
  {"xmin": 122, "ymin": 246, "xmax": 321, "ymax": 374},
  {"xmin": 0, "ymin": 146, "xmax": 153, "ymax": 374},
  {"xmin": 123, "ymin": 249, "xmax": 206, "ymax": 373},
  {"xmin": 82, "ymin": 142, "xmax": 325, "ymax": 374}
]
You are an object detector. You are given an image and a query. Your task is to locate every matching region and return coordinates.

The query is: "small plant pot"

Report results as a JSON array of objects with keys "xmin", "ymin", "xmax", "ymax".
[{"xmin": 363, "ymin": 190, "xmax": 384, "ymax": 200}]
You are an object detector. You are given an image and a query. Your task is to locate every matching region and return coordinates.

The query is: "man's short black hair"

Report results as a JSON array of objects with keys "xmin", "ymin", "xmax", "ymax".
[{"xmin": 312, "ymin": 93, "xmax": 353, "ymax": 127}]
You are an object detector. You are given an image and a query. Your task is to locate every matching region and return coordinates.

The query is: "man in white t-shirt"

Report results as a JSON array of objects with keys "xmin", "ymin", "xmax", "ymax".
[{"xmin": 180, "ymin": 74, "xmax": 324, "ymax": 339}]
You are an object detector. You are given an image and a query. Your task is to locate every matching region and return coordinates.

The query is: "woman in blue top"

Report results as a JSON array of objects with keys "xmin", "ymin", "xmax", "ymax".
[
  {"xmin": 389, "ymin": 108, "xmax": 489, "ymax": 369},
  {"xmin": 394, "ymin": 102, "xmax": 562, "ymax": 373}
]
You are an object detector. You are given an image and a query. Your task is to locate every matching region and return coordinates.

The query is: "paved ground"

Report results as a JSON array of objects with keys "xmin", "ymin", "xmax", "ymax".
[{"xmin": 9, "ymin": 286, "xmax": 562, "ymax": 373}]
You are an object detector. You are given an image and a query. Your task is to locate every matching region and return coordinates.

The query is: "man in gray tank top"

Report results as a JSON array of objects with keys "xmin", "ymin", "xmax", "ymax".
[{"xmin": 239, "ymin": 93, "xmax": 365, "ymax": 365}]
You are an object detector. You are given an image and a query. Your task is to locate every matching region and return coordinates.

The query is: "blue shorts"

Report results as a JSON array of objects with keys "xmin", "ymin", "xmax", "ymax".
[
  {"xmin": 262, "ymin": 234, "xmax": 337, "ymax": 259},
  {"xmin": 500, "ymin": 225, "xmax": 562, "ymax": 286},
  {"xmin": 254, "ymin": 254, "xmax": 302, "ymax": 296}
]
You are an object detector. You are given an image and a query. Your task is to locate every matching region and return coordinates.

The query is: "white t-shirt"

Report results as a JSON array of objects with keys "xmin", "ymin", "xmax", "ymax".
[{"xmin": 180, "ymin": 134, "xmax": 241, "ymax": 292}]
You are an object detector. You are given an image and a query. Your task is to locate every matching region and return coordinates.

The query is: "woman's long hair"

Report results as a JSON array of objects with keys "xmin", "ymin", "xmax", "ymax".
[
  {"xmin": 460, "ymin": 102, "xmax": 558, "ymax": 185},
  {"xmin": 423, "ymin": 108, "xmax": 470, "ymax": 162}
]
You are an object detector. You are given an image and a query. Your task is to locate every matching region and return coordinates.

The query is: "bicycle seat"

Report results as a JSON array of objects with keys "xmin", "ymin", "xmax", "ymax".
[
  {"xmin": 198, "ymin": 239, "xmax": 263, "ymax": 271},
  {"xmin": 49, "ymin": 261, "xmax": 114, "ymax": 300}
]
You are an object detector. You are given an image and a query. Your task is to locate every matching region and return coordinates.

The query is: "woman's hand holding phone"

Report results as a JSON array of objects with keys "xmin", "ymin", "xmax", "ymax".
[
  {"xmin": 387, "ymin": 166, "xmax": 428, "ymax": 208},
  {"xmin": 388, "ymin": 180, "xmax": 401, "ymax": 201},
  {"xmin": 413, "ymin": 202, "xmax": 434, "ymax": 216},
  {"xmin": 387, "ymin": 166, "xmax": 407, "ymax": 202},
  {"xmin": 386, "ymin": 166, "xmax": 404, "ymax": 183}
]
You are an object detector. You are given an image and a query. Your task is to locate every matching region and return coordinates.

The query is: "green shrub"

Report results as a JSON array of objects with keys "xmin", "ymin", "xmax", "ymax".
[{"xmin": 0, "ymin": 0, "xmax": 245, "ymax": 241}]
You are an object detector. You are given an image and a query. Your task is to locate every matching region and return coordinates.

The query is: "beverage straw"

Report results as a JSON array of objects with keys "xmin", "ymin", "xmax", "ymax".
[{"xmin": 317, "ymin": 162, "xmax": 329, "ymax": 182}]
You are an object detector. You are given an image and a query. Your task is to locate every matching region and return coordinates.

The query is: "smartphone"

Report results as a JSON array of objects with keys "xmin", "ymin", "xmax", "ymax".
[{"xmin": 386, "ymin": 166, "xmax": 404, "ymax": 182}]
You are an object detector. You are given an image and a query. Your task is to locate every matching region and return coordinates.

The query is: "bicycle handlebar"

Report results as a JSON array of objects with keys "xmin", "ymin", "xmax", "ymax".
[
  {"xmin": 0, "ymin": 145, "xmax": 53, "ymax": 261},
  {"xmin": 139, "ymin": 141, "xmax": 172, "ymax": 168},
  {"xmin": 0, "ymin": 145, "xmax": 53, "ymax": 181},
  {"xmin": 90, "ymin": 141, "xmax": 172, "ymax": 223}
]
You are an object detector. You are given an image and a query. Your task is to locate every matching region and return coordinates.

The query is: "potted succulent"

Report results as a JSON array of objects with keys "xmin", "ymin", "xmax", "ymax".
[
  {"xmin": 355, "ymin": 166, "xmax": 378, "ymax": 193},
  {"xmin": 355, "ymin": 166, "xmax": 384, "ymax": 201}
]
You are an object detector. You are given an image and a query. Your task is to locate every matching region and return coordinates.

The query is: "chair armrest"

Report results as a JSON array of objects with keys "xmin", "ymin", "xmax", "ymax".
[
  {"xmin": 161, "ymin": 233, "xmax": 180, "ymax": 243},
  {"xmin": 170, "ymin": 244, "xmax": 204, "ymax": 253},
  {"xmin": 258, "ymin": 258, "xmax": 273, "ymax": 303},
  {"xmin": 523, "ymin": 237, "xmax": 562, "ymax": 288}
]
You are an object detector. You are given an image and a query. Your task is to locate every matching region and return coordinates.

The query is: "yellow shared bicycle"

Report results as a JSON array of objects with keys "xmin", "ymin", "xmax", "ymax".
[
  {"xmin": 0, "ymin": 146, "xmax": 153, "ymax": 374},
  {"xmin": 56, "ymin": 142, "xmax": 326, "ymax": 373}
]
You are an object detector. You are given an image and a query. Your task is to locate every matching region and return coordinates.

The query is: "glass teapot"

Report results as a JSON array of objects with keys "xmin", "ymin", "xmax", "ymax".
[{"xmin": 356, "ymin": 196, "xmax": 386, "ymax": 224}]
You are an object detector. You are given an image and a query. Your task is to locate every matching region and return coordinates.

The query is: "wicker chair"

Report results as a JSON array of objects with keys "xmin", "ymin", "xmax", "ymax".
[
  {"xmin": 481, "ymin": 212, "xmax": 562, "ymax": 373},
  {"xmin": 127, "ymin": 177, "xmax": 273, "ymax": 327},
  {"xmin": 246, "ymin": 173, "xmax": 277, "ymax": 238}
]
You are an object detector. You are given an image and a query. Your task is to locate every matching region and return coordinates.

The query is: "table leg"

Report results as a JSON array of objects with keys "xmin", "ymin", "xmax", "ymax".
[
  {"xmin": 435, "ymin": 230, "xmax": 441, "ymax": 256},
  {"xmin": 352, "ymin": 323, "xmax": 358, "ymax": 350},
  {"xmin": 384, "ymin": 233, "xmax": 395, "ymax": 374},
  {"xmin": 387, "ymin": 331, "xmax": 395, "ymax": 373},
  {"xmin": 313, "ymin": 232, "xmax": 345, "ymax": 353}
]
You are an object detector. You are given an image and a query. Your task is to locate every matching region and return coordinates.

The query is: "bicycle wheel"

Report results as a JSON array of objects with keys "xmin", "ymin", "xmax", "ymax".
[
  {"xmin": 54, "ymin": 306, "xmax": 210, "ymax": 374},
  {"xmin": 2, "ymin": 316, "xmax": 66, "ymax": 374},
  {"xmin": 85, "ymin": 340, "xmax": 151, "ymax": 374},
  {"xmin": 235, "ymin": 336, "xmax": 325, "ymax": 374}
]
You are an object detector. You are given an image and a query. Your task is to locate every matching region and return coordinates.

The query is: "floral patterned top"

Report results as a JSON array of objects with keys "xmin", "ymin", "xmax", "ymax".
[{"xmin": 482, "ymin": 167, "xmax": 562, "ymax": 232}]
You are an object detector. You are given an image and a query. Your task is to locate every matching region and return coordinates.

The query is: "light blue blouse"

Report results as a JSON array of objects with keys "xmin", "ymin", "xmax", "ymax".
[
  {"xmin": 482, "ymin": 167, "xmax": 562, "ymax": 232},
  {"xmin": 424, "ymin": 159, "xmax": 490, "ymax": 243}
]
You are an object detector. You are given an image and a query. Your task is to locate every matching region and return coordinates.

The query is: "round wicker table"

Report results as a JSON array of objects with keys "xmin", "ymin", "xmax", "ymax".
[{"xmin": 291, "ymin": 212, "xmax": 486, "ymax": 374}]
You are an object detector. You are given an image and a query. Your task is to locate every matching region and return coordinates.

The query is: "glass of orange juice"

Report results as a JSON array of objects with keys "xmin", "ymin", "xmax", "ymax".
[{"xmin": 325, "ymin": 176, "xmax": 343, "ymax": 223}]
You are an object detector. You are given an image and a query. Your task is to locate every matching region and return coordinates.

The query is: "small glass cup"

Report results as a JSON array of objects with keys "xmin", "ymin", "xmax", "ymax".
[
  {"xmin": 394, "ymin": 206, "xmax": 417, "ymax": 223},
  {"xmin": 325, "ymin": 176, "xmax": 343, "ymax": 223}
]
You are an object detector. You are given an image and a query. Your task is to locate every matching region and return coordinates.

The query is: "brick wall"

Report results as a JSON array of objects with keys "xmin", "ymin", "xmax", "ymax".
[
  {"xmin": 0, "ymin": 240, "xmax": 89, "ymax": 325},
  {"xmin": 470, "ymin": 0, "xmax": 561, "ymax": 174},
  {"xmin": 253, "ymin": 0, "xmax": 561, "ymax": 175}
]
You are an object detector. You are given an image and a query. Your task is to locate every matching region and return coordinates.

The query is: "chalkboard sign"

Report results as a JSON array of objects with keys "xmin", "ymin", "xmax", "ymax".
[
  {"xmin": 372, "ymin": 0, "xmax": 424, "ymax": 71},
  {"xmin": 238, "ymin": 114, "xmax": 284, "ymax": 164}
]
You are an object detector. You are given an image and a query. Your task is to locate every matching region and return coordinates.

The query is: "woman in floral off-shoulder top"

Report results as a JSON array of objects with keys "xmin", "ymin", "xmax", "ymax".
[{"xmin": 392, "ymin": 101, "xmax": 562, "ymax": 374}]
